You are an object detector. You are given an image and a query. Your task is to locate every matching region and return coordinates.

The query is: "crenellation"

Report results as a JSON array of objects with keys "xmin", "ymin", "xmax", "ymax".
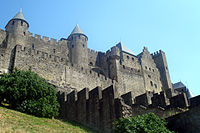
[
  {"xmin": 34, "ymin": 34, "xmax": 41, "ymax": 39},
  {"xmin": 42, "ymin": 36, "xmax": 50, "ymax": 41},
  {"xmin": 0, "ymin": 11, "xmax": 194, "ymax": 133}
]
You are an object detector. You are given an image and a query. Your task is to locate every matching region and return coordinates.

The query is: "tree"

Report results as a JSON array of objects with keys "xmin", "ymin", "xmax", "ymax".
[
  {"xmin": 0, "ymin": 69, "xmax": 60, "ymax": 118},
  {"xmin": 113, "ymin": 112, "xmax": 174, "ymax": 133}
]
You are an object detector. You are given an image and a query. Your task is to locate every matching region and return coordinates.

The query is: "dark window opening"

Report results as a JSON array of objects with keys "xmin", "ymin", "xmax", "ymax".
[
  {"xmin": 72, "ymin": 45, "xmax": 74, "ymax": 48},
  {"xmin": 154, "ymin": 84, "xmax": 157, "ymax": 88},
  {"xmin": 152, "ymin": 69, "xmax": 155, "ymax": 72},
  {"xmin": 150, "ymin": 81, "xmax": 153, "ymax": 86},
  {"xmin": 12, "ymin": 21, "xmax": 15, "ymax": 25},
  {"xmin": 132, "ymin": 57, "xmax": 134, "ymax": 61},
  {"xmin": 123, "ymin": 65, "xmax": 125, "ymax": 69},
  {"xmin": 32, "ymin": 44, "xmax": 34, "ymax": 49},
  {"xmin": 149, "ymin": 68, "xmax": 151, "ymax": 71},
  {"xmin": 23, "ymin": 32, "xmax": 26, "ymax": 36},
  {"xmin": 166, "ymin": 67, "xmax": 168, "ymax": 70},
  {"xmin": 89, "ymin": 62, "xmax": 93, "ymax": 66},
  {"xmin": 21, "ymin": 21, "xmax": 23, "ymax": 26},
  {"xmin": 145, "ymin": 66, "xmax": 147, "ymax": 69},
  {"xmin": 148, "ymin": 75, "xmax": 151, "ymax": 78},
  {"xmin": 53, "ymin": 49, "xmax": 56, "ymax": 53},
  {"xmin": 83, "ymin": 44, "xmax": 85, "ymax": 48},
  {"xmin": 127, "ymin": 56, "xmax": 129, "ymax": 59}
]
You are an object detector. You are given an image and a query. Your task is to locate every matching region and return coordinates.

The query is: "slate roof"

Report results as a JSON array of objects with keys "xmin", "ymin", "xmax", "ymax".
[
  {"xmin": 71, "ymin": 24, "xmax": 84, "ymax": 35},
  {"xmin": 13, "ymin": 10, "xmax": 27, "ymax": 22},
  {"xmin": 116, "ymin": 41, "xmax": 134, "ymax": 55},
  {"xmin": 172, "ymin": 82, "xmax": 186, "ymax": 89},
  {"xmin": 173, "ymin": 81, "xmax": 194, "ymax": 98}
]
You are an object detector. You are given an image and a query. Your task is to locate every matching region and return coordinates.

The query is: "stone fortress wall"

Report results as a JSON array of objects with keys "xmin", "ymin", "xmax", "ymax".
[
  {"xmin": 0, "ymin": 10, "xmax": 199, "ymax": 133},
  {"xmin": 57, "ymin": 85, "xmax": 190, "ymax": 132},
  {"xmin": 0, "ymin": 22, "xmax": 171, "ymax": 98}
]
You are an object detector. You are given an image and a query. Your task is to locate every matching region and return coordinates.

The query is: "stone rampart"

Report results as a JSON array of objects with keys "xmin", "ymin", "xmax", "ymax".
[
  {"xmin": 167, "ymin": 98, "xmax": 200, "ymax": 133},
  {"xmin": 57, "ymin": 85, "xmax": 190, "ymax": 132}
]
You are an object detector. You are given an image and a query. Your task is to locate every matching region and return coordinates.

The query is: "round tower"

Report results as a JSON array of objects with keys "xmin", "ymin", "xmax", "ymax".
[
  {"xmin": 5, "ymin": 9, "xmax": 29, "ymax": 36},
  {"xmin": 68, "ymin": 24, "xmax": 88, "ymax": 68}
]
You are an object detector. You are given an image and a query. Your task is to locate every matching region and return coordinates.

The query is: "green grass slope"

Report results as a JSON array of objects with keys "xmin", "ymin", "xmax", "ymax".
[{"xmin": 0, "ymin": 106, "xmax": 97, "ymax": 133}]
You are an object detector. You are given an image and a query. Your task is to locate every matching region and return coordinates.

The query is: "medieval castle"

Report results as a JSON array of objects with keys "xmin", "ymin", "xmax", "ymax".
[{"xmin": 0, "ymin": 10, "xmax": 199, "ymax": 133}]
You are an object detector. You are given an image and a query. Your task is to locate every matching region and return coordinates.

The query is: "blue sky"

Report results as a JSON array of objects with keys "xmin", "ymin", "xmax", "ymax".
[{"xmin": 0, "ymin": 0, "xmax": 199, "ymax": 96}]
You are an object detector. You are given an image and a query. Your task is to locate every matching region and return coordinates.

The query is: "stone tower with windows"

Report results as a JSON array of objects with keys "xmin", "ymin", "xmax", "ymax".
[
  {"xmin": 5, "ymin": 9, "xmax": 29, "ymax": 36},
  {"xmin": 67, "ymin": 24, "xmax": 88, "ymax": 68},
  {"xmin": 0, "ymin": 10, "xmax": 176, "ymax": 100}
]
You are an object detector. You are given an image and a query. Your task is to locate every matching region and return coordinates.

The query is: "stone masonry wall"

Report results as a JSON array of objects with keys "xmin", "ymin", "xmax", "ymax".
[{"xmin": 14, "ymin": 45, "xmax": 115, "ymax": 92}]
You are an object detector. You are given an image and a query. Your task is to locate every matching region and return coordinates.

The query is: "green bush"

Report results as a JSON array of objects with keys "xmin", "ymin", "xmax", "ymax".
[
  {"xmin": 113, "ymin": 113, "xmax": 174, "ymax": 133},
  {"xmin": 0, "ymin": 69, "xmax": 60, "ymax": 118}
]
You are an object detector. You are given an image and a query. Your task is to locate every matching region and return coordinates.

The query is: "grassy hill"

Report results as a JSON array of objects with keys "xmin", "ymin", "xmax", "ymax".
[{"xmin": 0, "ymin": 106, "xmax": 98, "ymax": 133}]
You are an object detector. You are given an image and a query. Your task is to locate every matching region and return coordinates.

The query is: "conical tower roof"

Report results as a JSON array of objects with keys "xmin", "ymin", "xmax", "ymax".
[
  {"xmin": 69, "ymin": 24, "xmax": 88, "ymax": 40},
  {"xmin": 5, "ymin": 9, "xmax": 29, "ymax": 28},
  {"xmin": 71, "ymin": 24, "xmax": 84, "ymax": 35},
  {"xmin": 13, "ymin": 9, "xmax": 27, "ymax": 22}
]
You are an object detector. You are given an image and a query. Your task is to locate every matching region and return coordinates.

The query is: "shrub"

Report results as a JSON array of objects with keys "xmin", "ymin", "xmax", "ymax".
[
  {"xmin": 0, "ymin": 69, "xmax": 60, "ymax": 118},
  {"xmin": 113, "ymin": 112, "xmax": 174, "ymax": 133}
]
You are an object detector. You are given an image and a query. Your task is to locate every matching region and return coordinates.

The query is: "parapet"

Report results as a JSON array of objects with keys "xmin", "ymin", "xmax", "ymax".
[
  {"xmin": 189, "ymin": 95, "xmax": 200, "ymax": 108},
  {"xmin": 151, "ymin": 50, "xmax": 165, "ymax": 58},
  {"xmin": 28, "ymin": 32, "xmax": 69, "ymax": 46},
  {"xmin": 121, "ymin": 90, "xmax": 189, "ymax": 109}
]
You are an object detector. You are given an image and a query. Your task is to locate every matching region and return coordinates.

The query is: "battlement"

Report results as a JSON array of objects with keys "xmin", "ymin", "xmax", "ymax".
[
  {"xmin": 88, "ymin": 48, "xmax": 102, "ymax": 57},
  {"xmin": 15, "ymin": 45, "xmax": 68, "ymax": 64},
  {"xmin": 121, "ymin": 90, "xmax": 189, "ymax": 109},
  {"xmin": 28, "ymin": 32, "xmax": 68, "ymax": 45},
  {"xmin": 57, "ymin": 85, "xmax": 190, "ymax": 132},
  {"xmin": 151, "ymin": 50, "xmax": 165, "ymax": 58},
  {"xmin": 57, "ymin": 85, "xmax": 121, "ymax": 132},
  {"xmin": 0, "ymin": 29, "xmax": 5, "ymax": 33}
]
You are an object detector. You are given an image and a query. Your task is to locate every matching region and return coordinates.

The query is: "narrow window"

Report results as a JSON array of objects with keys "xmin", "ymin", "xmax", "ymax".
[
  {"xmin": 23, "ymin": 32, "xmax": 26, "ymax": 36},
  {"xmin": 132, "ymin": 57, "xmax": 134, "ymax": 61},
  {"xmin": 152, "ymin": 69, "xmax": 155, "ymax": 72},
  {"xmin": 53, "ymin": 49, "xmax": 56, "ymax": 53},
  {"xmin": 145, "ymin": 66, "xmax": 147, "ymax": 69},
  {"xmin": 148, "ymin": 75, "xmax": 151, "ymax": 78},
  {"xmin": 72, "ymin": 45, "xmax": 74, "ymax": 48},
  {"xmin": 12, "ymin": 21, "xmax": 15, "ymax": 25},
  {"xmin": 83, "ymin": 44, "xmax": 85, "ymax": 48},
  {"xmin": 150, "ymin": 81, "xmax": 153, "ymax": 86},
  {"xmin": 149, "ymin": 68, "xmax": 151, "ymax": 71},
  {"xmin": 32, "ymin": 44, "xmax": 34, "ymax": 49},
  {"xmin": 154, "ymin": 84, "xmax": 157, "ymax": 88},
  {"xmin": 127, "ymin": 56, "xmax": 129, "ymax": 59},
  {"xmin": 21, "ymin": 21, "xmax": 23, "ymax": 26},
  {"xmin": 123, "ymin": 65, "xmax": 125, "ymax": 69}
]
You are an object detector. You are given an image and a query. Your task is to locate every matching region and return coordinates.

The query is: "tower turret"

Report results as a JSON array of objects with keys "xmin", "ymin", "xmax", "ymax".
[
  {"xmin": 152, "ymin": 50, "xmax": 172, "ymax": 95},
  {"xmin": 68, "ymin": 24, "xmax": 88, "ymax": 68},
  {"xmin": 5, "ymin": 9, "xmax": 29, "ymax": 36}
]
